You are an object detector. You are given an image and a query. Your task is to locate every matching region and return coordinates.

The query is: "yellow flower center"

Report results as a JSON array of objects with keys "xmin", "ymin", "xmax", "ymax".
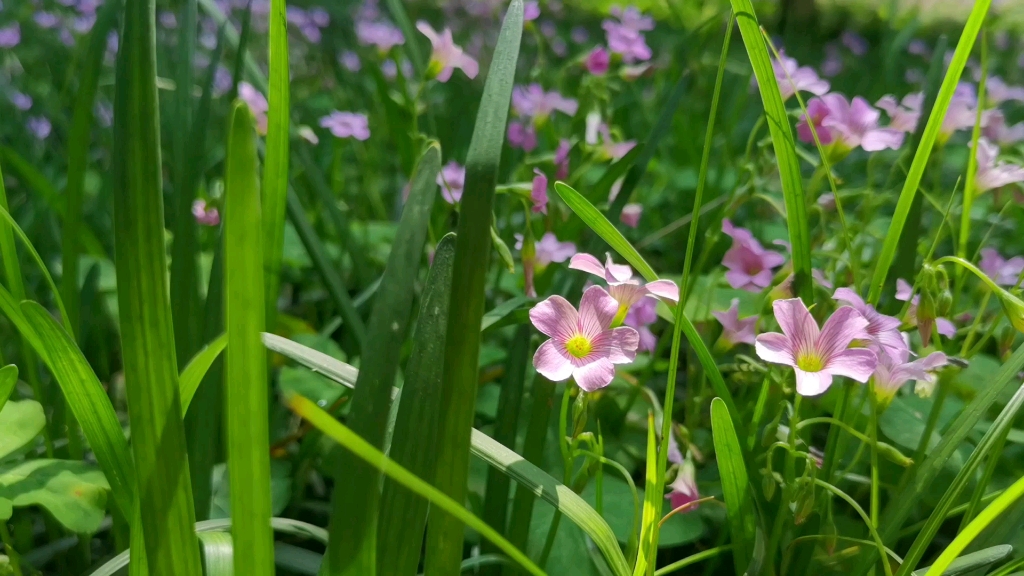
[
  {"xmin": 565, "ymin": 334, "xmax": 593, "ymax": 359},
  {"xmin": 796, "ymin": 351, "xmax": 825, "ymax": 373}
]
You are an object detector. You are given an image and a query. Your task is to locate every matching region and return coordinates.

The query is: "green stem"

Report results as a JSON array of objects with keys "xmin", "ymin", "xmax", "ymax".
[
  {"xmin": 869, "ymin": 385, "xmax": 880, "ymax": 526},
  {"xmin": 0, "ymin": 521, "xmax": 23, "ymax": 576},
  {"xmin": 961, "ymin": 291, "xmax": 992, "ymax": 355},
  {"xmin": 652, "ymin": 545, "xmax": 733, "ymax": 576}
]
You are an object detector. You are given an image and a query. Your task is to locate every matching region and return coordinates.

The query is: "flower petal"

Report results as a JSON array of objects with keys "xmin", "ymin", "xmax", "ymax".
[
  {"xmin": 936, "ymin": 317, "xmax": 956, "ymax": 338},
  {"xmin": 572, "ymin": 357, "xmax": 616, "ymax": 392},
  {"xmin": 605, "ymin": 326, "xmax": 639, "ymax": 364},
  {"xmin": 603, "ymin": 254, "xmax": 634, "ymax": 283},
  {"xmin": 817, "ymin": 306, "xmax": 869, "ymax": 359},
  {"xmin": 578, "ymin": 285, "xmax": 619, "ymax": 336},
  {"xmin": 529, "ymin": 295, "xmax": 578, "ymax": 340},
  {"xmin": 795, "ymin": 369, "xmax": 833, "ymax": 396},
  {"xmin": 645, "ymin": 280, "xmax": 679, "ymax": 302},
  {"xmin": 533, "ymin": 339, "xmax": 574, "ymax": 381},
  {"xmin": 568, "ymin": 253, "xmax": 606, "ymax": 277},
  {"xmin": 832, "ymin": 287, "xmax": 867, "ymax": 313},
  {"xmin": 755, "ymin": 332, "xmax": 795, "ymax": 366},
  {"xmin": 608, "ymin": 283, "xmax": 646, "ymax": 309},
  {"xmin": 825, "ymin": 348, "xmax": 877, "ymax": 383},
  {"xmin": 772, "ymin": 298, "xmax": 820, "ymax": 349}
]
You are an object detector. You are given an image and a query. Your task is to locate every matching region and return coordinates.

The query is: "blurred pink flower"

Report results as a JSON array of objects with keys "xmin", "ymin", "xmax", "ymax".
[
  {"xmin": 796, "ymin": 97, "xmax": 835, "ymax": 145},
  {"xmin": 721, "ymin": 219, "xmax": 785, "ymax": 292},
  {"xmin": 771, "ymin": 52, "xmax": 829, "ymax": 101},
  {"xmin": 507, "ymin": 122, "xmax": 538, "ymax": 152},
  {"xmin": 238, "ymin": 81, "xmax": 269, "ymax": 133},
  {"xmin": 523, "ymin": 1, "xmax": 540, "ymax": 20},
  {"xmin": 417, "ymin": 21, "xmax": 479, "ymax": 82},
  {"xmin": 27, "ymin": 117, "xmax": 51, "ymax": 140},
  {"xmin": 569, "ymin": 253, "xmax": 679, "ymax": 309},
  {"xmin": 602, "ymin": 6, "xmax": 653, "ymax": 63},
  {"xmin": 531, "ymin": 169, "xmax": 548, "ymax": 214},
  {"xmin": 530, "ymin": 286, "xmax": 640, "ymax": 391},
  {"xmin": 821, "ymin": 43, "xmax": 843, "ymax": 78},
  {"xmin": 571, "ymin": 26, "xmax": 589, "ymax": 44},
  {"xmin": 755, "ymin": 298, "xmax": 876, "ymax": 396},
  {"xmin": 873, "ymin": 348, "xmax": 948, "ymax": 403},
  {"xmin": 515, "ymin": 232, "xmax": 576, "ymax": 267},
  {"xmin": 340, "ymin": 50, "xmax": 362, "ymax": 72},
  {"xmin": 666, "ymin": 455, "xmax": 700, "ymax": 512},
  {"xmin": 974, "ymin": 138, "xmax": 1024, "ymax": 193},
  {"xmin": 356, "ymin": 21, "xmax": 404, "ymax": 52},
  {"xmin": 624, "ymin": 297, "xmax": 658, "ymax": 352},
  {"xmin": 620, "ymin": 203, "xmax": 642, "ymax": 228},
  {"xmin": 598, "ymin": 124, "xmax": 636, "ymax": 160},
  {"xmin": 986, "ymin": 76, "xmax": 1024, "ymax": 105},
  {"xmin": 894, "ymin": 279, "xmax": 956, "ymax": 339},
  {"xmin": 586, "ymin": 46, "xmax": 610, "ymax": 75},
  {"xmin": 192, "ymin": 199, "xmax": 221, "ymax": 226},
  {"xmin": 9, "ymin": 91, "xmax": 32, "ymax": 111},
  {"xmin": 876, "ymin": 93, "xmax": 922, "ymax": 133},
  {"xmin": 35, "ymin": 12, "xmax": 61, "ymax": 28},
  {"xmin": 512, "ymin": 84, "xmax": 579, "ymax": 121},
  {"xmin": 319, "ymin": 111, "xmax": 370, "ymax": 140},
  {"xmin": 907, "ymin": 39, "xmax": 929, "ymax": 57},
  {"xmin": 0, "ymin": 23, "xmax": 21, "ymax": 48},
  {"xmin": 983, "ymin": 110, "xmax": 1024, "ymax": 146},
  {"xmin": 798, "ymin": 94, "xmax": 904, "ymax": 152},
  {"xmin": 980, "ymin": 248, "xmax": 1024, "ymax": 286},
  {"xmin": 713, "ymin": 298, "xmax": 757, "ymax": 347},
  {"xmin": 833, "ymin": 287, "xmax": 906, "ymax": 360},
  {"xmin": 555, "ymin": 139, "xmax": 571, "ymax": 180},
  {"xmin": 841, "ymin": 31, "xmax": 868, "ymax": 56},
  {"xmin": 940, "ymin": 83, "xmax": 984, "ymax": 139},
  {"xmin": 437, "ymin": 161, "xmax": 465, "ymax": 204}
]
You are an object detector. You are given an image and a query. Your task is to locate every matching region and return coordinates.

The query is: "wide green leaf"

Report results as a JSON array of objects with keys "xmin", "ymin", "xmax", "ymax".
[
  {"xmin": 427, "ymin": 3, "xmax": 523, "ymax": 572},
  {"xmin": 0, "ymin": 400, "xmax": 45, "ymax": 461},
  {"xmin": 911, "ymin": 545, "xmax": 1012, "ymax": 576},
  {"xmin": 378, "ymin": 233, "xmax": 456, "ymax": 576},
  {"xmin": 0, "ymin": 459, "xmax": 110, "ymax": 533},
  {"xmin": 711, "ymin": 397, "xmax": 756, "ymax": 575},
  {"xmin": 262, "ymin": 0, "xmax": 289, "ymax": 327}
]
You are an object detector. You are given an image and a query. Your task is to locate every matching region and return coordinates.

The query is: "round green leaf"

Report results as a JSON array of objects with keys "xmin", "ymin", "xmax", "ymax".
[
  {"xmin": 0, "ymin": 459, "xmax": 110, "ymax": 533},
  {"xmin": 0, "ymin": 400, "xmax": 45, "ymax": 461}
]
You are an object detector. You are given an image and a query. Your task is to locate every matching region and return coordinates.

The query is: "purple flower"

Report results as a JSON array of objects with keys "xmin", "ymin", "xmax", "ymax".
[
  {"xmin": 27, "ymin": 116, "xmax": 51, "ymax": 140},
  {"xmin": 986, "ymin": 76, "xmax": 1024, "ymax": 105},
  {"xmin": 832, "ymin": 287, "xmax": 906, "ymax": 361},
  {"xmin": 530, "ymin": 285, "xmax": 640, "ymax": 392},
  {"xmin": 571, "ymin": 26, "xmax": 589, "ymax": 44},
  {"xmin": 551, "ymin": 37, "xmax": 567, "ymax": 58},
  {"xmin": 771, "ymin": 52, "xmax": 829, "ymax": 101},
  {"xmin": 620, "ymin": 203, "xmax": 642, "ymax": 228},
  {"xmin": 798, "ymin": 94, "xmax": 904, "ymax": 152},
  {"xmin": 713, "ymin": 298, "xmax": 757, "ymax": 347},
  {"xmin": 841, "ymin": 31, "xmax": 868, "ymax": 56},
  {"xmin": 213, "ymin": 66, "xmax": 233, "ymax": 96},
  {"xmin": 974, "ymin": 138, "xmax": 1024, "ymax": 193},
  {"xmin": 531, "ymin": 168, "xmax": 548, "ymax": 214},
  {"xmin": 755, "ymin": 298, "xmax": 877, "ymax": 396},
  {"xmin": 437, "ymin": 161, "xmax": 465, "ymax": 204},
  {"xmin": 356, "ymin": 21, "xmax": 404, "ymax": 52},
  {"xmin": 9, "ymin": 91, "xmax": 32, "ymax": 111},
  {"xmin": 238, "ymin": 82, "xmax": 269, "ymax": 133},
  {"xmin": 0, "ymin": 23, "xmax": 20, "ymax": 48},
  {"xmin": 940, "ymin": 83, "xmax": 983, "ymax": 139},
  {"xmin": 597, "ymin": 124, "xmax": 636, "ymax": 161},
  {"xmin": 512, "ymin": 84, "xmax": 579, "ymax": 121},
  {"xmin": 796, "ymin": 97, "xmax": 835, "ymax": 145},
  {"xmin": 35, "ymin": 12, "xmax": 61, "ymax": 29},
  {"xmin": 666, "ymin": 455, "xmax": 699, "ymax": 512},
  {"xmin": 507, "ymin": 122, "xmax": 538, "ymax": 152},
  {"xmin": 721, "ymin": 219, "xmax": 785, "ymax": 292},
  {"xmin": 515, "ymin": 232, "xmax": 576, "ymax": 268},
  {"xmin": 416, "ymin": 21, "xmax": 478, "ymax": 82},
  {"xmin": 602, "ymin": 6, "xmax": 653, "ymax": 64},
  {"xmin": 319, "ymin": 111, "xmax": 370, "ymax": 140},
  {"xmin": 300, "ymin": 24, "xmax": 322, "ymax": 43},
  {"xmin": 873, "ymin": 349, "xmax": 948, "ymax": 404},
  {"xmin": 586, "ymin": 46, "xmax": 610, "ymax": 75},
  {"xmin": 980, "ymin": 248, "xmax": 1024, "ymax": 286},
  {"xmin": 624, "ymin": 297, "xmax": 658, "ymax": 352},
  {"xmin": 192, "ymin": 199, "xmax": 221, "ymax": 226},
  {"xmin": 554, "ymin": 139, "xmax": 571, "ymax": 180},
  {"xmin": 75, "ymin": 13, "xmax": 97, "ymax": 34},
  {"xmin": 876, "ymin": 93, "xmax": 922, "ymax": 133},
  {"xmin": 340, "ymin": 50, "xmax": 362, "ymax": 72},
  {"xmin": 523, "ymin": 1, "xmax": 540, "ymax": 20},
  {"xmin": 569, "ymin": 253, "xmax": 679, "ymax": 310},
  {"xmin": 983, "ymin": 110, "xmax": 1024, "ymax": 146},
  {"xmin": 309, "ymin": 8, "xmax": 329, "ymax": 28},
  {"xmin": 821, "ymin": 43, "xmax": 843, "ymax": 78},
  {"xmin": 908, "ymin": 39, "xmax": 929, "ymax": 57}
]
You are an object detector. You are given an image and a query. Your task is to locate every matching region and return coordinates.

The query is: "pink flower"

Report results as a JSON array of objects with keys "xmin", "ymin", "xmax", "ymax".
[
  {"xmin": 986, "ymin": 76, "xmax": 1024, "ymax": 105},
  {"xmin": 602, "ymin": 7, "xmax": 653, "ymax": 64},
  {"xmin": 666, "ymin": 455, "xmax": 699, "ymax": 512},
  {"xmin": 416, "ymin": 21, "xmax": 479, "ymax": 82},
  {"xmin": 755, "ymin": 298, "xmax": 877, "ymax": 396},
  {"xmin": 238, "ymin": 81, "xmax": 269, "ymax": 134},
  {"xmin": 569, "ymin": 253, "xmax": 679, "ymax": 310},
  {"xmin": 437, "ymin": 161, "xmax": 465, "ymax": 204},
  {"xmin": 530, "ymin": 286, "xmax": 640, "ymax": 392},
  {"xmin": 340, "ymin": 51, "xmax": 362, "ymax": 72},
  {"xmin": 876, "ymin": 93, "xmax": 923, "ymax": 133},
  {"xmin": 624, "ymin": 297, "xmax": 658, "ymax": 352},
  {"xmin": 980, "ymin": 248, "xmax": 1024, "ymax": 286},
  {"xmin": 586, "ymin": 46, "xmax": 610, "ymax": 75},
  {"xmin": 821, "ymin": 44, "xmax": 843, "ymax": 78},
  {"xmin": 598, "ymin": 124, "xmax": 636, "ymax": 160},
  {"xmin": 0, "ymin": 23, "xmax": 20, "ymax": 48},
  {"xmin": 356, "ymin": 20, "xmax": 405, "ymax": 52},
  {"xmin": 832, "ymin": 287, "xmax": 907, "ymax": 360},
  {"xmin": 507, "ymin": 122, "xmax": 538, "ymax": 152},
  {"xmin": 531, "ymin": 169, "xmax": 548, "ymax": 214},
  {"xmin": 721, "ymin": 219, "xmax": 785, "ymax": 292},
  {"xmin": 554, "ymin": 139, "xmax": 571, "ymax": 180},
  {"xmin": 841, "ymin": 31, "xmax": 868, "ymax": 55},
  {"xmin": 319, "ymin": 111, "xmax": 370, "ymax": 140},
  {"xmin": 514, "ymin": 232, "xmax": 576, "ymax": 267},
  {"xmin": 771, "ymin": 52, "xmax": 829, "ymax": 101},
  {"xmin": 974, "ymin": 138, "xmax": 1024, "ymax": 193},
  {"xmin": 940, "ymin": 83, "xmax": 984, "ymax": 139},
  {"xmin": 9, "ymin": 91, "xmax": 32, "ymax": 111},
  {"xmin": 27, "ymin": 117, "xmax": 51, "ymax": 140},
  {"xmin": 523, "ymin": 1, "xmax": 540, "ymax": 20},
  {"xmin": 908, "ymin": 40, "xmax": 929, "ymax": 57},
  {"xmin": 873, "ymin": 348, "xmax": 948, "ymax": 403},
  {"xmin": 512, "ymin": 84, "xmax": 579, "ymax": 121},
  {"xmin": 620, "ymin": 204, "xmax": 642, "ymax": 228},
  {"xmin": 799, "ymin": 94, "xmax": 904, "ymax": 152},
  {"xmin": 192, "ymin": 199, "xmax": 220, "ymax": 226},
  {"xmin": 713, "ymin": 298, "xmax": 757, "ymax": 347},
  {"xmin": 983, "ymin": 110, "xmax": 1024, "ymax": 146}
]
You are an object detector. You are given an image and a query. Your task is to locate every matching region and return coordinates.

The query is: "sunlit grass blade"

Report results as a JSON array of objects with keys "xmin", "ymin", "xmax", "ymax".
[
  {"xmin": 179, "ymin": 333, "xmax": 228, "ymax": 412},
  {"xmin": 711, "ymin": 397, "xmax": 756, "ymax": 575},
  {"xmin": 261, "ymin": 333, "xmax": 358, "ymax": 387},
  {"xmin": 0, "ymin": 365, "xmax": 18, "ymax": 415},
  {"xmin": 378, "ymin": 233, "xmax": 456, "ymax": 576},
  {"xmin": 112, "ymin": 0, "xmax": 203, "ymax": 567},
  {"xmin": 728, "ymin": 0, "xmax": 812, "ymax": 301},
  {"xmin": 198, "ymin": 532, "xmax": 234, "ymax": 575},
  {"xmin": 322, "ymin": 143, "xmax": 441, "ymax": 575},
  {"xmin": 426, "ymin": 2, "xmax": 523, "ymax": 573},
  {"xmin": 633, "ymin": 412, "xmax": 661, "ymax": 575},
  {"xmin": 64, "ymin": 0, "xmax": 119, "ymax": 334},
  {"xmin": 469, "ymin": 428, "xmax": 630, "ymax": 576},
  {"xmin": 262, "ymin": 0, "xmax": 289, "ymax": 328},
  {"xmin": 287, "ymin": 395, "xmax": 546, "ymax": 576},
  {"xmin": 865, "ymin": 0, "xmax": 991, "ymax": 304},
  {"xmin": 911, "ymin": 545, "xmax": 1012, "ymax": 576}
]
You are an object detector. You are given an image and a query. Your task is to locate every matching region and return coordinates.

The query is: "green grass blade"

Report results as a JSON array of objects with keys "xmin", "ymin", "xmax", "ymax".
[
  {"xmin": 866, "ymin": 0, "xmax": 991, "ymax": 303},
  {"xmin": 727, "ymin": 0, "xmax": 811, "ymax": 300},
  {"xmin": 199, "ymin": 532, "xmax": 235, "ymax": 575},
  {"xmin": 64, "ymin": 0, "xmax": 119, "ymax": 335},
  {"xmin": 426, "ymin": 2, "xmax": 523, "ymax": 573},
  {"xmin": 711, "ymin": 397, "xmax": 756, "ymax": 576},
  {"xmin": 378, "ymin": 233, "xmax": 456, "ymax": 576},
  {"xmin": 261, "ymin": 333, "xmax": 358, "ymax": 387},
  {"xmin": 921, "ymin": 478, "xmax": 1024, "ymax": 576},
  {"xmin": 505, "ymin": 377, "xmax": 556, "ymax": 565},
  {"xmin": 383, "ymin": 0, "xmax": 425, "ymax": 75},
  {"xmin": 112, "ymin": 0, "xmax": 203, "ymax": 567},
  {"xmin": 323, "ymin": 144, "xmax": 441, "ymax": 575},
  {"xmin": 224, "ymin": 101, "xmax": 274, "ymax": 576},
  {"xmin": 634, "ymin": 413, "xmax": 662, "ymax": 575},
  {"xmin": 912, "ymin": 545, "xmax": 1012, "ymax": 576},
  {"xmin": 179, "ymin": 334, "xmax": 228, "ymax": 413},
  {"xmin": 0, "ymin": 365, "xmax": 18, "ymax": 416},
  {"xmin": 469, "ymin": 428, "xmax": 630, "ymax": 576},
  {"xmin": 288, "ymin": 395, "xmax": 546, "ymax": 576},
  {"xmin": 262, "ymin": 0, "xmax": 289, "ymax": 328}
]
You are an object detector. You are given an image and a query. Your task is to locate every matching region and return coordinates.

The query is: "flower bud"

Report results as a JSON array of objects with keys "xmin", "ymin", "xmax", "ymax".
[
  {"xmin": 877, "ymin": 441, "xmax": 913, "ymax": 467},
  {"xmin": 998, "ymin": 290, "xmax": 1024, "ymax": 334},
  {"xmin": 762, "ymin": 474, "xmax": 777, "ymax": 501}
]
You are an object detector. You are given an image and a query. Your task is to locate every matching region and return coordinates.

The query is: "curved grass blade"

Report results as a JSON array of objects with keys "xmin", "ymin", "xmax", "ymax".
[
  {"xmin": 322, "ymin": 143, "xmax": 441, "ymax": 575},
  {"xmin": 262, "ymin": 333, "xmax": 358, "ymax": 387},
  {"xmin": 711, "ymin": 397, "xmax": 756, "ymax": 575},
  {"xmin": 727, "ymin": 0, "xmax": 811, "ymax": 300},
  {"xmin": 288, "ymin": 395, "xmax": 546, "ymax": 576},
  {"xmin": 378, "ymin": 233, "xmax": 456, "ymax": 576},
  {"xmin": 427, "ymin": 3, "xmax": 523, "ymax": 573},
  {"xmin": 179, "ymin": 333, "xmax": 228, "ymax": 413},
  {"xmin": 198, "ymin": 532, "xmax": 235, "ymax": 575},
  {"xmin": 866, "ymin": 0, "xmax": 992, "ymax": 303},
  {"xmin": 112, "ymin": 0, "xmax": 203, "ymax": 565},
  {"xmin": 224, "ymin": 101, "xmax": 274, "ymax": 576},
  {"xmin": 0, "ymin": 365, "xmax": 18, "ymax": 415},
  {"xmin": 262, "ymin": 0, "xmax": 289, "ymax": 327},
  {"xmin": 911, "ymin": 545, "xmax": 1012, "ymax": 576},
  {"xmin": 0, "ymin": 207, "xmax": 72, "ymax": 332}
]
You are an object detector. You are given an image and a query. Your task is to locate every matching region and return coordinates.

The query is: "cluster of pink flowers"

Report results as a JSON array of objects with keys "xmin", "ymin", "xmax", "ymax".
[
  {"xmin": 286, "ymin": 6, "xmax": 330, "ymax": 44},
  {"xmin": 601, "ymin": 6, "xmax": 653, "ymax": 64},
  {"xmin": 721, "ymin": 219, "xmax": 786, "ymax": 292},
  {"xmin": 319, "ymin": 111, "xmax": 370, "ymax": 141}
]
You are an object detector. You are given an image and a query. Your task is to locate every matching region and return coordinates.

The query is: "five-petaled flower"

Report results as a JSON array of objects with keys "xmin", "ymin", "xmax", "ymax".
[
  {"xmin": 568, "ymin": 253, "xmax": 679, "ymax": 312},
  {"xmin": 713, "ymin": 298, "xmax": 757, "ymax": 349},
  {"xmin": 721, "ymin": 219, "xmax": 786, "ymax": 292},
  {"xmin": 530, "ymin": 286, "xmax": 640, "ymax": 392},
  {"xmin": 873, "ymin": 348, "xmax": 948, "ymax": 404},
  {"xmin": 417, "ymin": 21, "xmax": 479, "ymax": 82}
]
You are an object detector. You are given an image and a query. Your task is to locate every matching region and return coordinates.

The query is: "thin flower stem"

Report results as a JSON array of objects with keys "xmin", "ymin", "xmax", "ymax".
[
  {"xmin": 767, "ymin": 395, "xmax": 802, "ymax": 573},
  {"xmin": 813, "ymin": 479, "xmax": 894, "ymax": 576},
  {"xmin": 869, "ymin": 384, "xmax": 881, "ymax": 527},
  {"xmin": 961, "ymin": 291, "xmax": 992, "ymax": 355},
  {"xmin": 898, "ymin": 490, "xmax": 1002, "ymax": 537}
]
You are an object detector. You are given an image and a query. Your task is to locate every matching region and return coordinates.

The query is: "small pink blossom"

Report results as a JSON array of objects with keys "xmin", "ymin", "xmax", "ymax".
[
  {"xmin": 27, "ymin": 117, "xmax": 51, "ymax": 140},
  {"xmin": 0, "ymin": 23, "xmax": 20, "ymax": 48},
  {"xmin": 666, "ymin": 455, "xmax": 699, "ymax": 512},
  {"xmin": 713, "ymin": 298, "xmax": 757, "ymax": 347},
  {"xmin": 507, "ymin": 122, "xmax": 538, "ymax": 152},
  {"xmin": 238, "ymin": 82, "xmax": 269, "ymax": 134},
  {"xmin": 531, "ymin": 169, "xmax": 548, "ymax": 214},
  {"xmin": 417, "ymin": 21, "xmax": 478, "ymax": 82},
  {"xmin": 940, "ymin": 83, "xmax": 984, "ymax": 139},
  {"xmin": 437, "ymin": 161, "xmax": 466, "ymax": 204},
  {"xmin": 841, "ymin": 31, "xmax": 868, "ymax": 55},
  {"xmin": 586, "ymin": 46, "xmax": 610, "ymax": 75},
  {"xmin": 721, "ymin": 219, "xmax": 785, "ymax": 292},
  {"xmin": 973, "ymin": 138, "xmax": 1024, "ymax": 193},
  {"xmin": 620, "ymin": 204, "xmax": 642, "ymax": 228},
  {"xmin": 569, "ymin": 253, "xmax": 679, "ymax": 310},
  {"xmin": 356, "ymin": 21, "xmax": 405, "ymax": 52},
  {"xmin": 602, "ymin": 6, "xmax": 653, "ymax": 63},
  {"xmin": 873, "ymin": 348, "xmax": 948, "ymax": 403},
  {"xmin": 9, "ymin": 91, "xmax": 32, "ymax": 111},
  {"xmin": 530, "ymin": 286, "xmax": 640, "ymax": 392},
  {"xmin": 876, "ymin": 93, "xmax": 923, "ymax": 133},
  {"xmin": 983, "ymin": 110, "xmax": 1024, "ymax": 146},
  {"xmin": 755, "ymin": 298, "xmax": 877, "ymax": 396},
  {"xmin": 554, "ymin": 139, "xmax": 571, "ymax": 180},
  {"xmin": 980, "ymin": 248, "xmax": 1024, "ymax": 286},
  {"xmin": 770, "ymin": 52, "xmax": 829, "ymax": 101},
  {"xmin": 986, "ymin": 77, "xmax": 1024, "ymax": 105},
  {"xmin": 624, "ymin": 297, "xmax": 658, "ymax": 352},
  {"xmin": 192, "ymin": 199, "xmax": 220, "ymax": 226},
  {"xmin": 319, "ymin": 111, "xmax": 370, "ymax": 140},
  {"xmin": 523, "ymin": 1, "xmax": 540, "ymax": 20},
  {"xmin": 515, "ymin": 232, "xmax": 576, "ymax": 268},
  {"xmin": 798, "ymin": 94, "xmax": 904, "ymax": 152},
  {"xmin": 598, "ymin": 124, "xmax": 636, "ymax": 161},
  {"xmin": 833, "ymin": 287, "xmax": 907, "ymax": 360},
  {"xmin": 512, "ymin": 84, "xmax": 579, "ymax": 121}
]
